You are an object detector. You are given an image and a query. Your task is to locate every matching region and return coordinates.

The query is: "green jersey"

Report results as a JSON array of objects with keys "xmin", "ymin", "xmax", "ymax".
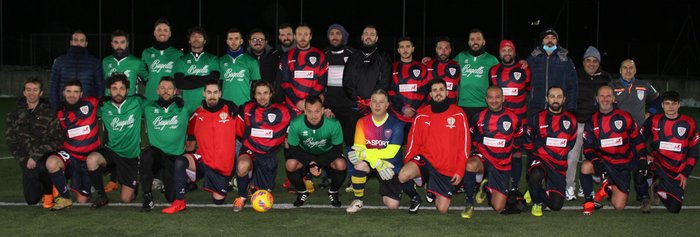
[
  {"xmin": 143, "ymin": 100, "xmax": 192, "ymax": 156},
  {"xmin": 141, "ymin": 47, "xmax": 183, "ymax": 101},
  {"xmin": 174, "ymin": 52, "xmax": 220, "ymax": 110},
  {"xmin": 219, "ymin": 53, "xmax": 261, "ymax": 106},
  {"xmin": 287, "ymin": 116, "xmax": 343, "ymax": 155},
  {"xmin": 98, "ymin": 96, "xmax": 144, "ymax": 158},
  {"xmin": 102, "ymin": 55, "xmax": 148, "ymax": 96},
  {"xmin": 454, "ymin": 51, "xmax": 499, "ymax": 107}
]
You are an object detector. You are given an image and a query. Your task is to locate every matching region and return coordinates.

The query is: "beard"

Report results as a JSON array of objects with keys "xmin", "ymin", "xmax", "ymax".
[{"xmin": 111, "ymin": 95, "xmax": 125, "ymax": 104}]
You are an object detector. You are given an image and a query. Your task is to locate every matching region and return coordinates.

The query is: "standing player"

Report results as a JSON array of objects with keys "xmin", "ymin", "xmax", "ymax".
[
  {"xmin": 461, "ymin": 86, "xmax": 523, "ymax": 218},
  {"xmin": 233, "ymin": 81, "xmax": 298, "ymax": 212},
  {"xmin": 345, "ymin": 89, "xmax": 405, "ymax": 213},
  {"xmin": 102, "ymin": 30, "xmax": 148, "ymax": 95},
  {"xmin": 279, "ymin": 24, "xmax": 328, "ymax": 111},
  {"xmin": 139, "ymin": 77, "xmax": 192, "ymax": 212},
  {"xmin": 323, "ymin": 23, "xmax": 355, "ymax": 149},
  {"xmin": 86, "ymin": 74, "xmax": 143, "ymax": 208},
  {"xmin": 173, "ymin": 27, "xmax": 221, "ymax": 110},
  {"xmin": 425, "ymin": 36, "xmax": 460, "ymax": 104},
  {"xmin": 579, "ymin": 85, "xmax": 646, "ymax": 215},
  {"xmin": 388, "ymin": 37, "xmax": 428, "ymax": 124},
  {"xmin": 398, "ymin": 79, "xmax": 470, "ymax": 214},
  {"xmin": 45, "ymin": 80, "xmax": 101, "ymax": 210},
  {"xmin": 220, "ymin": 27, "xmax": 261, "ymax": 106},
  {"xmin": 524, "ymin": 86, "xmax": 577, "ymax": 216},
  {"xmin": 641, "ymin": 91, "xmax": 698, "ymax": 213},
  {"xmin": 142, "ymin": 19, "xmax": 183, "ymax": 101},
  {"xmin": 163, "ymin": 80, "xmax": 241, "ymax": 214},
  {"xmin": 455, "ymin": 29, "xmax": 499, "ymax": 118},
  {"xmin": 286, "ymin": 96, "xmax": 347, "ymax": 207},
  {"xmin": 488, "ymin": 40, "xmax": 531, "ymax": 193}
]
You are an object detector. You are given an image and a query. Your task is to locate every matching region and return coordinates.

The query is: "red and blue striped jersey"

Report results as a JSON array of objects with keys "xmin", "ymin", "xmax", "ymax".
[
  {"xmin": 57, "ymin": 97, "xmax": 101, "ymax": 161},
  {"xmin": 641, "ymin": 113, "xmax": 699, "ymax": 177},
  {"xmin": 471, "ymin": 108, "xmax": 524, "ymax": 171},
  {"xmin": 489, "ymin": 63, "xmax": 531, "ymax": 121},
  {"xmin": 239, "ymin": 101, "xmax": 299, "ymax": 155},
  {"xmin": 582, "ymin": 108, "xmax": 644, "ymax": 166},
  {"xmin": 388, "ymin": 60, "xmax": 428, "ymax": 123},
  {"xmin": 426, "ymin": 58, "xmax": 460, "ymax": 103},
  {"xmin": 279, "ymin": 47, "xmax": 328, "ymax": 106},
  {"xmin": 524, "ymin": 110, "xmax": 577, "ymax": 174}
]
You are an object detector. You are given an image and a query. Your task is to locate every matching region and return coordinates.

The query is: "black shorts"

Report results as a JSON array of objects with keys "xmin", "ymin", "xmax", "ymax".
[
  {"xmin": 409, "ymin": 155, "xmax": 455, "ymax": 199},
  {"xmin": 192, "ymin": 154, "xmax": 231, "ymax": 196},
  {"xmin": 652, "ymin": 164, "xmax": 685, "ymax": 203},
  {"xmin": 95, "ymin": 148, "xmax": 138, "ymax": 189},
  {"xmin": 289, "ymin": 151, "xmax": 342, "ymax": 168},
  {"xmin": 55, "ymin": 150, "xmax": 92, "ymax": 197},
  {"xmin": 528, "ymin": 158, "xmax": 566, "ymax": 197},
  {"xmin": 478, "ymin": 156, "xmax": 510, "ymax": 196},
  {"xmin": 602, "ymin": 162, "xmax": 632, "ymax": 194},
  {"xmin": 243, "ymin": 149, "xmax": 279, "ymax": 192}
]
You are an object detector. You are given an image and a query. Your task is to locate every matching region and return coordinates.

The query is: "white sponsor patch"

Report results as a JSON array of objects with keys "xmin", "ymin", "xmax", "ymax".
[
  {"xmin": 251, "ymin": 128, "xmax": 274, "ymax": 138},
  {"xmin": 399, "ymin": 84, "xmax": 418, "ymax": 92},
  {"xmin": 600, "ymin": 137, "xmax": 623, "ymax": 148},
  {"xmin": 546, "ymin": 137, "xmax": 567, "ymax": 147},
  {"xmin": 659, "ymin": 141, "xmax": 682, "ymax": 152},
  {"xmin": 327, "ymin": 65, "xmax": 344, "ymax": 87},
  {"xmin": 483, "ymin": 137, "xmax": 506, "ymax": 148},
  {"xmin": 502, "ymin": 87, "xmax": 518, "ymax": 96},
  {"xmin": 67, "ymin": 125, "xmax": 91, "ymax": 138},
  {"xmin": 294, "ymin": 70, "xmax": 314, "ymax": 78}
]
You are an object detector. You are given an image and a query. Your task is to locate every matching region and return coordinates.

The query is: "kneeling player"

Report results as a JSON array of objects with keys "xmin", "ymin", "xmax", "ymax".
[
  {"xmin": 163, "ymin": 80, "xmax": 242, "ymax": 214},
  {"xmin": 233, "ymin": 81, "xmax": 298, "ymax": 212},
  {"xmin": 524, "ymin": 86, "xmax": 577, "ymax": 216},
  {"xmin": 579, "ymin": 85, "xmax": 646, "ymax": 214},
  {"xmin": 45, "ymin": 80, "xmax": 101, "ymax": 210},
  {"xmin": 461, "ymin": 86, "xmax": 523, "ymax": 218},
  {"xmin": 286, "ymin": 96, "xmax": 347, "ymax": 207},
  {"xmin": 86, "ymin": 74, "xmax": 143, "ymax": 208},
  {"xmin": 346, "ymin": 89, "xmax": 406, "ymax": 213},
  {"xmin": 640, "ymin": 91, "xmax": 698, "ymax": 213},
  {"xmin": 399, "ymin": 79, "xmax": 470, "ymax": 215}
]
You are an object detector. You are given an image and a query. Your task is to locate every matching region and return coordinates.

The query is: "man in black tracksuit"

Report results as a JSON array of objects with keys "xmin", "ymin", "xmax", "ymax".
[{"xmin": 323, "ymin": 24, "xmax": 356, "ymax": 148}]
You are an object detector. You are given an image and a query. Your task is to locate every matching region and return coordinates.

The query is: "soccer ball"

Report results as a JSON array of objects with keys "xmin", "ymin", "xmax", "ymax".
[{"xmin": 251, "ymin": 190, "xmax": 274, "ymax": 212}]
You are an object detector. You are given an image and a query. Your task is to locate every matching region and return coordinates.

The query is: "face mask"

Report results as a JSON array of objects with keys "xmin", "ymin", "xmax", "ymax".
[{"xmin": 543, "ymin": 45, "xmax": 557, "ymax": 53}]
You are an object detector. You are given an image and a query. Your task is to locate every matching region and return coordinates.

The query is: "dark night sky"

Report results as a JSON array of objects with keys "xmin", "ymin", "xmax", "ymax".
[{"xmin": 2, "ymin": 0, "xmax": 699, "ymax": 76}]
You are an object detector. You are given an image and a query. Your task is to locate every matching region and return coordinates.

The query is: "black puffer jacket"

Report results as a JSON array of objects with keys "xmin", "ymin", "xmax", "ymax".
[
  {"xmin": 49, "ymin": 46, "xmax": 104, "ymax": 109},
  {"xmin": 574, "ymin": 69, "xmax": 613, "ymax": 123},
  {"xmin": 342, "ymin": 45, "xmax": 391, "ymax": 106}
]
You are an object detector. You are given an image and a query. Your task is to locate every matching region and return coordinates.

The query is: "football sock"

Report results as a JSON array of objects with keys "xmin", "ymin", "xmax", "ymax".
[
  {"xmin": 286, "ymin": 169, "xmax": 307, "ymax": 192},
  {"xmin": 173, "ymin": 156, "xmax": 189, "ymax": 200},
  {"xmin": 580, "ymin": 173, "xmax": 593, "ymax": 200},
  {"xmin": 237, "ymin": 173, "xmax": 251, "ymax": 198},
  {"xmin": 88, "ymin": 168, "xmax": 106, "ymax": 197},
  {"xmin": 511, "ymin": 157, "xmax": 522, "ymax": 189},
  {"xmin": 49, "ymin": 170, "xmax": 70, "ymax": 198},
  {"xmin": 351, "ymin": 169, "xmax": 367, "ymax": 200},
  {"xmin": 463, "ymin": 171, "xmax": 477, "ymax": 204},
  {"xmin": 328, "ymin": 168, "xmax": 347, "ymax": 193},
  {"xmin": 401, "ymin": 180, "xmax": 419, "ymax": 199}
]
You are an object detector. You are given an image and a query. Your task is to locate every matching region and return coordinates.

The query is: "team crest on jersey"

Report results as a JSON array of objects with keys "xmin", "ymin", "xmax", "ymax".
[
  {"xmin": 384, "ymin": 128, "xmax": 393, "ymax": 139},
  {"xmin": 151, "ymin": 54, "xmax": 155, "ymax": 58},
  {"xmin": 637, "ymin": 90, "xmax": 645, "ymax": 101},
  {"xmin": 614, "ymin": 120, "xmax": 623, "ymax": 130},
  {"xmin": 219, "ymin": 112, "xmax": 229, "ymax": 123},
  {"xmin": 563, "ymin": 120, "xmax": 571, "ymax": 130},
  {"xmin": 267, "ymin": 113, "xmax": 277, "ymax": 123},
  {"xmin": 503, "ymin": 121, "xmax": 511, "ymax": 131},
  {"xmin": 678, "ymin": 127, "xmax": 687, "ymax": 136},
  {"xmin": 309, "ymin": 56, "xmax": 317, "ymax": 65},
  {"xmin": 446, "ymin": 117, "xmax": 456, "ymax": 128},
  {"xmin": 514, "ymin": 72, "xmax": 522, "ymax": 80},
  {"xmin": 108, "ymin": 111, "xmax": 113, "ymax": 116},
  {"xmin": 224, "ymin": 62, "xmax": 229, "ymax": 66},
  {"xmin": 187, "ymin": 60, "xmax": 192, "ymax": 64},
  {"xmin": 302, "ymin": 130, "xmax": 309, "ymax": 136},
  {"xmin": 80, "ymin": 105, "xmax": 89, "ymax": 115},
  {"xmin": 343, "ymin": 56, "xmax": 349, "ymax": 63},
  {"xmin": 412, "ymin": 69, "xmax": 421, "ymax": 77},
  {"xmin": 153, "ymin": 109, "xmax": 159, "ymax": 114},
  {"xmin": 449, "ymin": 67, "xmax": 457, "ymax": 76}
]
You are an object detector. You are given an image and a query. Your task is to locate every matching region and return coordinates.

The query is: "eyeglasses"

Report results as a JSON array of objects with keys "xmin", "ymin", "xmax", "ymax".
[{"xmin": 250, "ymin": 38, "xmax": 266, "ymax": 43}]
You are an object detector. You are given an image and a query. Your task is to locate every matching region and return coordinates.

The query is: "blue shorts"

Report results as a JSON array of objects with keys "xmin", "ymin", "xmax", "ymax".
[
  {"xmin": 193, "ymin": 156, "xmax": 231, "ymax": 197},
  {"xmin": 602, "ymin": 162, "xmax": 632, "ymax": 194},
  {"xmin": 528, "ymin": 158, "xmax": 566, "ymax": 198},
  {"xmin": 410, "ymin": 155, "xmax": 455, "ymax": 199},
  {"xmin": 652, "ymin": 164, "xmax": 685, "ymax": 203},
  {"xmin": 54, "ymin": 150, "xmax": 92, "ymax": 197},
  {"xmin": 242, "ymin": 148, "xmax": 279, "ymax": 192},
  {"xmin": 478, "ymin": 156, "xmax": 510, "ymax": 197}
]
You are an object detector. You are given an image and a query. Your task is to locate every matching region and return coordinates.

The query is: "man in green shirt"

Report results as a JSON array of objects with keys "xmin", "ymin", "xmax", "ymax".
[
  {"xmin": 102, "ymin": 30, "xmax": 148, "ymax": 96},
  {"xmin": 86, "ymin": 73, "xmax": 144, "ymax": 208},
  {"xmin": 454, "ymin": 28, "xmax": 499, "ymax": 117},
  {"xmin": 142, "ymin": 19, "xmax": 183, "ymax": 101},
  {"xmin": 139, "ymin": 76, "xmax": 193, "ymax": 212},
  {"xmin": 220, "ymin": 27, "xmax": 261, "ymax": 106},
  {"xmin": 286, "ymin": 95, "xmax": 346, "ymax": 207},
  {"xmin": 173, "ymin": 27, "xmax": 220, "ymax": 110}
]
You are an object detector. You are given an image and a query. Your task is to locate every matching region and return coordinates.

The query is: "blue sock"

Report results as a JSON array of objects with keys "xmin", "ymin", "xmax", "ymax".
[
  {"xmin": 402, "ymin": 180, "xmax": 419, "ymax": 199},
  {"xmin": 463, "ymin": 171, "xmax": 477, "ymax": 204},
  {"xmin": 237, "ymin": 174, "xmax": 251, "ymax": 198},
  {"xmin": 580, "ymin": 173, "xmax": 594, "ymax": 200},
  {"xmin": 511, "ymin": 157, "xmax": 522, "ymax": 189},
  {"xmin": 49, "ymin": 170, "xmax": 70, "ymax": 198},
  {"xmin": 173, "ymin": 156, "xmax": 189, "ymax": 200}
]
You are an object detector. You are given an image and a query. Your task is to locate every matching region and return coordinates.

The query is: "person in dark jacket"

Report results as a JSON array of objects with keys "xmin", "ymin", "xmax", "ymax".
[
  {"xmin": 526, "ymin": 29, "xmax": 578, "ymax": 113},
  {"xmin": 247, "ymin": 28, "xmax": 284, "ymax": 104},
  {"xmin": 49, "ymin": 30, "xmax": 104, "ymax": 109},
  {"xmin": 6, "ymin": 78, "xmax": 63, "ymax": 207},
  {"xmin": 323, "ymin": 24, "xmax": 356, "ymax": 147},
  {"xmin": 565, "ymin": 46, "xmax": 612, "ymax": 201}
]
